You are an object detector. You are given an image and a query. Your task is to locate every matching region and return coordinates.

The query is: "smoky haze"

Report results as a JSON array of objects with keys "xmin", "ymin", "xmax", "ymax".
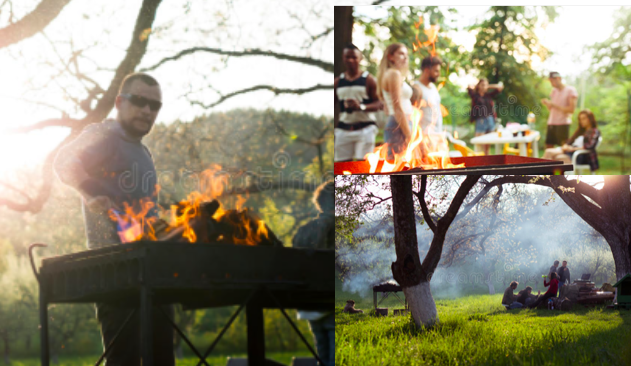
[{"xmin": 337, "ymin": 187, "xmax": 615, "ymax": 300}]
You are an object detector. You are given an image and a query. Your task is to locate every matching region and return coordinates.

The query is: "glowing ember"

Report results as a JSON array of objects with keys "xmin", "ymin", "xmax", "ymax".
[{"xmin": 343, "ymin": 171, "xmax": 352, "ymax": 175}]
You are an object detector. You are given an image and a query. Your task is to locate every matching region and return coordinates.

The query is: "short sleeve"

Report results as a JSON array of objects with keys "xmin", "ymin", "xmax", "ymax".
[
  {"xmin": 569, "ymin": 86, "xmax": 578, "ymax": 98},
  {"xmin": 75, "ymin": 123, "xmax": 117, "ymax": 175}
]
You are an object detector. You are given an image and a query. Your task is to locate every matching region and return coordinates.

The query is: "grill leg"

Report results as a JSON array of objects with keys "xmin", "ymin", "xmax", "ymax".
[
  {"xmin": 246, "ymin": 304, "xmax": 265, "ymax": 366},
  {"xmin": 39, "ymin": 285, "xmax": 49, "ymax": 366},
  {"xmin": 373, "ymin": 291, "xmax": 377, "ymax": 310},
  {"xmin": 140, "ymin": 286, "xmax": 153, "ymax": 366}
]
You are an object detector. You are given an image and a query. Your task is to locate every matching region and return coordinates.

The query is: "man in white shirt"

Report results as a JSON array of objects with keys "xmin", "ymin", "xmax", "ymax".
[{"xmin": 411, "ymin": 56, "xmax": 443, "ymax": 134}]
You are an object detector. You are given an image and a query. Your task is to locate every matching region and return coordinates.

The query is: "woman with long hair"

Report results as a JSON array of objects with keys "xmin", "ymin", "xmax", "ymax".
[
  {"xmin": 467, "ymin": 78, "xmax": 504, "ymax": 154},
  {"xmin": 376, "ymin": 43, "xmax": 413, "ymax": 160},
  {"xmin": 542, "ymin": 109, "xmax": 601, "ymax": 171}
]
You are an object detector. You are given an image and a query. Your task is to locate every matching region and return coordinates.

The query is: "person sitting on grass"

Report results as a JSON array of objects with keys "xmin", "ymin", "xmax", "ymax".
[
  {"xmin": 528, "ymin": 272, "xmax": 559, "ymax": 309},
  {"xmin": 515, "ymin": 286, "xmax": 540, "ymax": 307},
  {"xmin": 502, "ymin": 281, "xmax": 524, "ymax": 309}
]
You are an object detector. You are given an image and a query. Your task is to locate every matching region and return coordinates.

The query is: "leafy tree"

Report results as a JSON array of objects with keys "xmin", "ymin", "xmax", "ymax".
[{"xmin": 468, "ymin": 6, "xmax": 558, "ymax": 124}]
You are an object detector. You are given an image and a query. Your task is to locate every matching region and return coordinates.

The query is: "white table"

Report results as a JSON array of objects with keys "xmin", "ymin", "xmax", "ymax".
[{"xmin": 470, "ymin": 130, "xmax": 540, "ymax": 157}]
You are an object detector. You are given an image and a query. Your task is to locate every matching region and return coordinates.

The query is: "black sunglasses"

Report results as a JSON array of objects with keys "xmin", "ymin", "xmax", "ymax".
[{"xmin": 119, "ymin": 93, "xmax": 162, "ymax": 112}]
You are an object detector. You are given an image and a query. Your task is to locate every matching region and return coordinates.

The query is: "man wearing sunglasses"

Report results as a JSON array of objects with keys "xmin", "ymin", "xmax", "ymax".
[{"xmin": 54, "ymin": 72, "xmax": 174, "ymax": 365}]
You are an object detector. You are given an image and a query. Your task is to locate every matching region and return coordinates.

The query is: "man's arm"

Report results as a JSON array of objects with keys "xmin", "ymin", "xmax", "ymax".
[
  {"xmin": 550, "ymin": 96, "xmax": 577, "ymax": 114},
  {"xmin": 363, "ymin": 74, "xmax": 383, "ymax": 112},
  {"xmin": 411, "ymin": 83, "xmax": 422, "ymax": 107},
  {"xmin": 334, "ymin": 77, "xmax": 340, "ymax": 107},
  {"xmin": 54, "ymin": 125, "xmax": 119, "ymax": 212}
]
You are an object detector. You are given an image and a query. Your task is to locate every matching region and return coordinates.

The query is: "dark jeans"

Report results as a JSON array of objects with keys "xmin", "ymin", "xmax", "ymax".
[
  {"xmin": 528, "ymin": 292, "xmax": 555, "ymax": 309},
  {"xmin": 309, "ymin": 312, "xmax": 335, "ymax": 366},
  {"xmin": 95, "ymin": 302, "xmax": 175, "ymax": 366}
]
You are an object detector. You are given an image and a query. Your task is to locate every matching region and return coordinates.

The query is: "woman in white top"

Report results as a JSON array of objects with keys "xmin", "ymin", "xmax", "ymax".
[{"xmin": 376, "ymin": 43, "xmax": 414, "ymax": 160}]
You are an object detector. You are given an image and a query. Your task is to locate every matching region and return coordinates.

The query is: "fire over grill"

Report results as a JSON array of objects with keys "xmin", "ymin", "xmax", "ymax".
[
  {"xmin": 335, "ymin": 155, "xmax": 574, "ymax": 175},
  {"xmin": 36, "ymin": 241, "xmax": 333, "ymax": 366}
]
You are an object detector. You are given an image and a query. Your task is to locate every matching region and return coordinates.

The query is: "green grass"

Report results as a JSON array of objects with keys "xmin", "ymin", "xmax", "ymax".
[
  {"xmin": 336, "ymin": 293, "xmax": 631, "ymax": 366},
  {"xmin": 6, "ymin": 352, "xmax": 312, "ymax": 366}
]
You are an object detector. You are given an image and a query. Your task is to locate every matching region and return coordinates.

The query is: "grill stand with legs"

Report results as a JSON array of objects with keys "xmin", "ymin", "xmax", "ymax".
[{"xmin": 39, "ymin": 285, "xmax": 324, "ymax": 366}]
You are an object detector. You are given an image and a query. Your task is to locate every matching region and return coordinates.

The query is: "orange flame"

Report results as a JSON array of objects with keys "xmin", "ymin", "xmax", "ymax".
[
  {"xmin": 109, "ymin": 164, "xmax": 270, "ymax": 245},
  {"xmin": 364, "ymin": 104, "xmax": 464, "ymax": 173}
]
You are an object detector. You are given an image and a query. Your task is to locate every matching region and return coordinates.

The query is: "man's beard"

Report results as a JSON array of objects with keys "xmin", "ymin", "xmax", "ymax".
[
  {"xmin": 429, "ymin": 75, "xmax": 438, "ymax": 83},
  {"xmin": 120, "ymin": 118, "xmax": 153, "ymax": 139}
]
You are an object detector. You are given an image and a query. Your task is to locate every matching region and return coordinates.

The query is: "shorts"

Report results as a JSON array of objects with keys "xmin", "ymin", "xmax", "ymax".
[
  {"xmin": 334, "ymin": 124, "xmax": 379, "ymax": 161},
  {"xmin": 475, "ymin": 115, "xmax": 495, "ymax": 134},
  {"xmin": 384, "ymin": 115, "xmax": 413, "ymax": 161},
  {"xmin": 545, "ymin": 124, "xmax": 570, "ymax": 146}
]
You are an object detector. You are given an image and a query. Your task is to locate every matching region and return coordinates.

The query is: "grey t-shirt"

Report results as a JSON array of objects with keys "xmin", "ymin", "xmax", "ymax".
[{"xmin": 74, "ymin": 120, "xmax": 158, "ymax": 248}]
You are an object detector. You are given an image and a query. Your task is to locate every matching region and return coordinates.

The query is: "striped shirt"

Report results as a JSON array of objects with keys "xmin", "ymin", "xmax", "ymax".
[{"xmin": 336, "ymin": 71, "xmax": 376, "ymax": 124}]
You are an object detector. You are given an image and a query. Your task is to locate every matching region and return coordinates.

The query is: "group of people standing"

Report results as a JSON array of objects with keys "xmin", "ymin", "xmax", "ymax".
[
  {"xmin": 334, "ymin": 43, "xmax": 445, "ymax": 162},
  {"xmin": 502, "ymin": 260, "xmax": 571, "ymax": 310},
  {"xmin": 335, "ymin": 44, "xmax": 602, "ymax": 171}
]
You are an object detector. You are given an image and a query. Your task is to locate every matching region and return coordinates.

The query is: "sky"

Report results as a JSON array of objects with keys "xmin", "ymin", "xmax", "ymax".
[
  {"xmin": 351, "ymin": 5, "xmax": 622, "ymax": 90},
  {"xmin": 0, "ymin": 0, "xmax": 332, "ymax": 177}
]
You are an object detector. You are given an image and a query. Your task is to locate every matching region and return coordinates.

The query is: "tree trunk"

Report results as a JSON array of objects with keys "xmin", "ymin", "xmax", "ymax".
[
  {"xmin": 390, "ymin": 175, "xmax": 480, "ymax": 328},
  {"xmin": 390, "ymin": 175, "xmax": 435, "ymax": 327},
  {"xmin": 402, "ymin": 282, "xmax": 437, "ymax": 328},
  {"xmin": 334, "ymin": 6, "xmax": 353, "ymax": 128}
]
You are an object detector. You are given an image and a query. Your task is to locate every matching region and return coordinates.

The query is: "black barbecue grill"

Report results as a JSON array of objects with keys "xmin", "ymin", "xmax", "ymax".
[{"xmin": 33, "ymin": 241, "xmax": 333, "ymax": 366}]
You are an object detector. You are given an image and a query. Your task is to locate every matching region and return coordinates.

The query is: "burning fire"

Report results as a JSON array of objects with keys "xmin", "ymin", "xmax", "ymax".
[
  {"xmin": 109, "ymin": 164, "xmax": 270, "ymax": 245},
  {"xmin": 357, "ymin": 16, "xmax": 464, "ymax": 174}
]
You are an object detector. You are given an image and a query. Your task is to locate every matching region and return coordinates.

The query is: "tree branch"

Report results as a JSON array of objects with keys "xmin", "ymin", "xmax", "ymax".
[
  {"xmin": 414, "ymin": 176, "xmax": 436, "ymax": 233},
  {"xmin": 83, "ymin": 0, "xmax": 163, "ymax": 124},
  {"xmin": 422, "ymin": 175, "xmax": 481, "ymax": 274},
  {"xmin": 189, "ymin": 84, "xmax": 333, "ymax": 109},
  {"xmin": 140, "ymin": 47, "xmax": 334, "ymax": 73},
  {"xmin": 0, "ymin": 0, "xmax": 71, "ymax": 49},
  {"xmin": 218, "ymin": 179, "xmax": 320, "ymax": 196}
]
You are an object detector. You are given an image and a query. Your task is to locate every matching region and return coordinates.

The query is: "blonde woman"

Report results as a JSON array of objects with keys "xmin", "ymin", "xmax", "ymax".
[{"xmin": 377, "ymin": 43, "xmax": 413, "ymax": 160}]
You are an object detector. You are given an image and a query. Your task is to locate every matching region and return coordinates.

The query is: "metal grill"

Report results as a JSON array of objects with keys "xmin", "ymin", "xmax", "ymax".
[{"xmin": 35, "ymin": 241, "xmax": 333, "ymax": 366}]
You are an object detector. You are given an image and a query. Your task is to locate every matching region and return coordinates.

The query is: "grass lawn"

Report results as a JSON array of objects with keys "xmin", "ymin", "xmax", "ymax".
[
  {"xmin": 7, "ymin": 352, "xmax": 312, "ymax": 365},
  {"xmin": 335, "ymin": 293, "xmax": 631, "ymax": 366}
]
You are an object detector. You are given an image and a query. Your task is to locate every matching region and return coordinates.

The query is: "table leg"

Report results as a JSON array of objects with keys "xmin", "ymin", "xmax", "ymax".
[
  {"xmin": 474, "ymin": 144, "xmax": 482, "ymax": 153},
  {"xmin": 533, "ymin": 139, "xmax": 539, "ymax": 158},
  {"xmin": 519, "ymin": 142, "xmax": 527, "ymax": 156},
  {"xmin": 140, "ymin": 286, "xmax": 153, "ymax": 366},
  {"xmin": 495, "ymin": 143, "xmax": 502, "ymax": 155},
  {"xmin": 246, "ymin": 304, "xmax": 265, "ymax": 366},
  {"xmin": 39, "ymin": 285, "xmax": 49, "ymax": 366}
]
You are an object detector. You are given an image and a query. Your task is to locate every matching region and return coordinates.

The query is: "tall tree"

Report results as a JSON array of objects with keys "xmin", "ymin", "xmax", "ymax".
[
  {"xmin": 334, "ymin": 6, "xmax": 353, "ymax": 127},
  {"xmin": 390, "ymin": 175, "xmax": 480, "ymax": 327},
  {"xmin": 469, "ymin": 6, "xmax": 557, "ymax": 123}
]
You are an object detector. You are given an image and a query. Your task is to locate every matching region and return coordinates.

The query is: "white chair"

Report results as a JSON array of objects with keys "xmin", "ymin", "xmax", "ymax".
[{"xmin": 568, "ymin": 136, "xmax": 603, "ymax": 175}]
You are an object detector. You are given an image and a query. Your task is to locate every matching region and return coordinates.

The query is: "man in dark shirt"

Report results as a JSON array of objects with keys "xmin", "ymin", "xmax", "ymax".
[
  {"xmin": 54, "ymin": 73, "xmax": 174, "ymax": 365},
  {"xmin": 558, "ymin": 260, "xmax": 571, "ymax": 286}
]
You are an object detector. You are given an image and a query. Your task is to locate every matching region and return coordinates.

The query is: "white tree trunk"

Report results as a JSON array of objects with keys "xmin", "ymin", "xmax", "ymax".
[
  {"xmin": 487, "ymin": 281, "xmax": 496, "ymax": 295},
  {"xmin": 403, "ymin": 282, "xmax": 438, "ymax": 328}
]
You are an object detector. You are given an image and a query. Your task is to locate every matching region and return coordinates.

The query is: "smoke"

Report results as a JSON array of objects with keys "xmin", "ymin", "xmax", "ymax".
[{"xmin": 337, "ymin": 186, "xmax": 615, "ymax": 300}]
